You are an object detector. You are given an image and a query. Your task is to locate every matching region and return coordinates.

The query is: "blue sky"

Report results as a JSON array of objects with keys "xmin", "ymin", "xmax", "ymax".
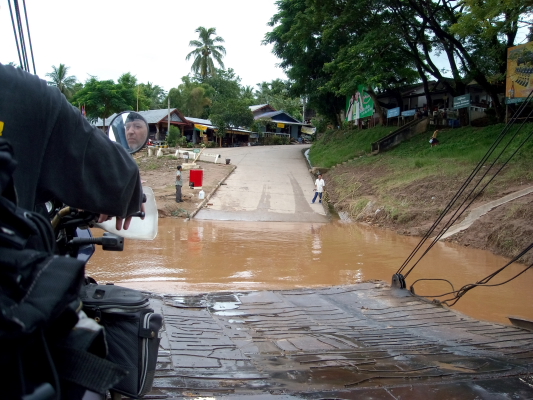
[{"xmin": 0, "ymin": 0, "xmax": 288, "ymax": 91}]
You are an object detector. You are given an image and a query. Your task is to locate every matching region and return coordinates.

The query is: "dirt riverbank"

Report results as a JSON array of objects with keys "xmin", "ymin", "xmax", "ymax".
[
  {"xmin": 323, "ymin": 162, "xmax": 533, "ymax": 266},
  {"xmin": 136, "ymin": 154, "xmax": 235, "ymax": 219}
]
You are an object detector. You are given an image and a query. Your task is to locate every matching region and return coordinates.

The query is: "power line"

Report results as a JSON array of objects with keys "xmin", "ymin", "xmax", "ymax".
[{"xmin": 7, "ymin": 0, "xmax": 36, "ymax": 74}]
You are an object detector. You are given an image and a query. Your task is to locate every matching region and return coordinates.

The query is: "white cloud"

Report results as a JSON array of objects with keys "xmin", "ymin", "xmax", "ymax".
[{"xmin": 0, "ymin": 0, "xmax": 287, "ymax": 91}]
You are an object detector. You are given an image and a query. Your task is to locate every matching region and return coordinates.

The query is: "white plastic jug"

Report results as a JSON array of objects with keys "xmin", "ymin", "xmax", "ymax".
[{"xmin": 199, "ymin": 190, "xmax": 205, "ymax": 200}]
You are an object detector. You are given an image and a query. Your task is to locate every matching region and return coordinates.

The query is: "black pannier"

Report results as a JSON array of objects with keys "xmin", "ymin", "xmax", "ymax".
[{"xmin": 81, "ymin": 283, "xmax": 163, "ymax": 398}]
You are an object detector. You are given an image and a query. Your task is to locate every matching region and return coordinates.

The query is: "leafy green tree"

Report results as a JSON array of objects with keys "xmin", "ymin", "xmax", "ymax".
[
  {"xmin": 166, "ymin": 125, "xmax": 186, "ymax": 147},
  {"xmin": 255, "ymin": 79, "xmax": 303, "ymax": 120},
  {"xmin": 167, "ymin": 87, "xmax": 185, "ymax": 110},
  {"xmin": 46, "ymin": 64, "xmax": 78, "ymax": 99},
  {"xmin": 390, "ymin": 0, "xmax": 510, "ymax": 118},
  {"xmin": 117, "ymin": 72, "xmax": 137, "ymax": 89},
  {"xmin": 266, "ymin": 0, "xmax": 533, "ymax": 123},
  {"xmin": 264, "ymin": 0, "xmax": 346, "ymax": 125},
  {"xmin": 187, "ymin": 86, "xmax": 212, "ymax": 117},
  {"xmin": 166, "ymin": 76, "xmax": 213, "ymax": 117},
  {"xmin": 313, "ymin": 0, "xmax": 419, "ymax": 124},
  {"xmin": 71, "ymin": 82, "xmax": 83, "ymax": 98},
  {"xmin": 116, "ymin": 72, "xmax": 145, "ymax": 110},
  {"xmin": 449, "ymin": 0, "xmax": 533, "ymax": 89},
  {"xmin": 186, "ymin": 26, "xmax": 226, "ymax": 79},
  {"xmin": 209, "ymin": 99, "xmax": 254, "ymax": 147},
  {"xmin": 241, "ymin": 85, "xmax": 255, "ymax": 106},
  {"xmin": 202, "ymin": 68, "xmax": 241, "ymax": 101},
  {"xmin": 139, "ymin": 82, "xmax": 166, "ymax": 109},
  {"xmin": 70, "ymin": 77, "xmax": 132, "ymax": 129}
]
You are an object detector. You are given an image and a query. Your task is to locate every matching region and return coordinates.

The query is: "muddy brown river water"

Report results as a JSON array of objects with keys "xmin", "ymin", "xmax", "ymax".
[{"xmin": 87, "ymin": 218, "xmax": 533, "ymax": 326}]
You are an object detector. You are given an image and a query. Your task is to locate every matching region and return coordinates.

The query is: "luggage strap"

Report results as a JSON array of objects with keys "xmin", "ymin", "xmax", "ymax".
[{"xmin": 54, "ymin": 347, "xmax": 128, "ymax": 394}]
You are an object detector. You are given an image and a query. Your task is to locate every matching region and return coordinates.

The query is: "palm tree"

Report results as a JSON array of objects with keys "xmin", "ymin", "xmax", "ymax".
[
  {"xmin": 186, "ymin": 27, "xmax": 226, "ymax": 79},
  {"xmin": 46, "ymin": 64, "xmax": 77, "ymax": 98}
]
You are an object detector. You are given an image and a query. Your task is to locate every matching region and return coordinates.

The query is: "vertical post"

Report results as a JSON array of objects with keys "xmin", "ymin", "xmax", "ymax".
[
  {"xmin": 167, "ymin": 97, "xmax": 171, "ymax": 138},
  {"xmin": 506, "ymin": 104, "xmax": 508, "ymax": 124}
]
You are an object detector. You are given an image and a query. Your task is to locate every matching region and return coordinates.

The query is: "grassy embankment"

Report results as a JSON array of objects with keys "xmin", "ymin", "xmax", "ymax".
[{"xmin": 309, "ymin": 123, "xmax": 533, "ymax": 224}]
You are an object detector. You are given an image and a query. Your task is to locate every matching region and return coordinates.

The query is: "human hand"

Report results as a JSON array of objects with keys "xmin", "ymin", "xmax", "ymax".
[{"xmin": 98, "ymin": 203, "xmax": 146, "ymax": 231}]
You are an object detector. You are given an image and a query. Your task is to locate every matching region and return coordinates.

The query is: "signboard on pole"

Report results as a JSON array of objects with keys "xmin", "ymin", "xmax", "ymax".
[
  {"xmin": 401, "ymin": 109, "xmax": 416, "ymax": 117},
  {"xmin": 387, "ymin": 107, "xmax": 400, "ymax": 118},
  {"xmin": 506, "ymin": 41, "xmax": 533, "ymax": 103},
  {"xmin": 453, "ymin": 94, "xmax": 471, "ymax": 109}
]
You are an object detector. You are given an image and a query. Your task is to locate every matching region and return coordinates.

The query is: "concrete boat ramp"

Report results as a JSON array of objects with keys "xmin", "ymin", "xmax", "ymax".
[{"xmin": 144, "ymin": 282, "xmax": 533, "ymax": 399}]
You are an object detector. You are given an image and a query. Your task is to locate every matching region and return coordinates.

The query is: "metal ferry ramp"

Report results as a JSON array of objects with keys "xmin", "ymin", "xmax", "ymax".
[{"xmin": 143, "ymin": 282, "xmax": 533, "ymax": 399}]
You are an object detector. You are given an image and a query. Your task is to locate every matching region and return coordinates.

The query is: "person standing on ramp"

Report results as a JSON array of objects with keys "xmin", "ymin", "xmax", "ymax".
[
  {"xmin": 176, "ymin": 165, "xmax": 183, "ymax": 203},
  {"xmin": 312, "ymin": 174, "xmax": 325, "ymax": 203}
]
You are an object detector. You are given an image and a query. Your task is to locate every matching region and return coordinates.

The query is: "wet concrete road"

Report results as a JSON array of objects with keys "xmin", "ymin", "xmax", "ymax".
[{"xmin": 195, "ymin": 145, "xmax": 327, "ymax": 222}]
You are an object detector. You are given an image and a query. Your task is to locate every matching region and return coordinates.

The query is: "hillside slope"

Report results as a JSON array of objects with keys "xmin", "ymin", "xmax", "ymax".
[{"xmin": 311, "ymin": 124, "xmax": 533, "ymax": 265}]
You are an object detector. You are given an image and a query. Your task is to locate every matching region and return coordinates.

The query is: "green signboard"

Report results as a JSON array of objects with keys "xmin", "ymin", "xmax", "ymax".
[
  {"xmin": 453, "ymin": 94, "xmax": 471, "ymax": 109},
  {"xmin": 346, "ymin": 85, "xmax": 375, "ymax": 121},
  {"xmin": 193, "ymin": 149, "xmax": 201, "ymax": 153}
]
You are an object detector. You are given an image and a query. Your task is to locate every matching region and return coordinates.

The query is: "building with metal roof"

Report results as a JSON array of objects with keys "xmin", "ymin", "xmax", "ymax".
[{"xmin": 249, "ymin": 104, "xmax": 314, "ymax": 139}]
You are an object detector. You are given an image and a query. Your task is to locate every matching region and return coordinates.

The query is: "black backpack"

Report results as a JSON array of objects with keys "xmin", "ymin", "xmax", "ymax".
[{"xmin": 0, "ymin": 139, "xmax": 127, "ymax": 399}]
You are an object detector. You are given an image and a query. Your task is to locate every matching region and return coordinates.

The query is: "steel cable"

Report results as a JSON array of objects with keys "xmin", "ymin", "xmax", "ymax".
[
  {"xmin": 403, "ymin": 109, "xmax": 533, "ymax": 278},
  {"xmin": 397, "ymin": 92, "xmax": 533, "ymax": 278}
]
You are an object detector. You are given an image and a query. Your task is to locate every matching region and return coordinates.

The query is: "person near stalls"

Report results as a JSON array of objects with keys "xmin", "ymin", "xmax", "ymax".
[
  {"xmin": 0, "ymin": 62, "xmax": 143, "ymax": 229},
  {"xmin": 175, "ymin": 165, "xmax": 183, "ymax": 203}
]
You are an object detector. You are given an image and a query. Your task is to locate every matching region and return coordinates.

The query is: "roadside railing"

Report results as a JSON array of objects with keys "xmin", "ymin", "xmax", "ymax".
[{"xmin": 371, "ymin": 117, "xmax": 429, "ymax": 153}]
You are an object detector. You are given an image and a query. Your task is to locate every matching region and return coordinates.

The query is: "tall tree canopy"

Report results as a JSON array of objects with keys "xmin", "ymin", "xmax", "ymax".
[
  {"xmin": 255, "ymin": 79, "xmax": 303, "ymax": 121},
  {"xmin": 210, "ymin": 99, "xmax": 254, "ymax": 146},
  {"xmin": 265, "ymin": 0, "xmax": 533, "ymax": 123},
  {"xmin": 263, "ymin": 0, "xmax": 347, "ymax": 124},
  {"xmin": 46, "ymin": 64, "xmax": 78, "ymax": 99},
  {"xmin": 166, "ymin": 76, "xmax": 214, "ymax": 118},
  {"xmin": 139, "ymin": 82, "xmax": 166, "ymax": 109},
  {"xmin": 186, "ymin": 26, "xmax": 226, "ymax": 79},
  {"xmin": 70, "ymin": 77, "xmax": 133, "ymax": 127}
]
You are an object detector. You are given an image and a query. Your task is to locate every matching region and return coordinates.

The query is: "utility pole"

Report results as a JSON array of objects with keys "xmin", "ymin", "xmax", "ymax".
[{"xmin": 167, "ymin": 97, "xmax": 171, "ymax": 137}]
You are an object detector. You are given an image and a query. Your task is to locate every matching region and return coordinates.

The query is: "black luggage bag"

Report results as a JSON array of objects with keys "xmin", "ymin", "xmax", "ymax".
[{"xmin": 81, "ymin": 283, "xmax": 163, "ymax": 398}]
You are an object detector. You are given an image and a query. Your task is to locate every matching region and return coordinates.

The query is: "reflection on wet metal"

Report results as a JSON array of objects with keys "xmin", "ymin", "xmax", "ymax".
[
  {"xmin": 210, "ymin": 302, "xmax": 240, "ymax": 311},
  {"xmin": 212, "ymin": 310, "xmax": 244, "ymax": 316},
  {"xmin": 87, "ymin": 219, "xmax": 533, "ymax": 325}
]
